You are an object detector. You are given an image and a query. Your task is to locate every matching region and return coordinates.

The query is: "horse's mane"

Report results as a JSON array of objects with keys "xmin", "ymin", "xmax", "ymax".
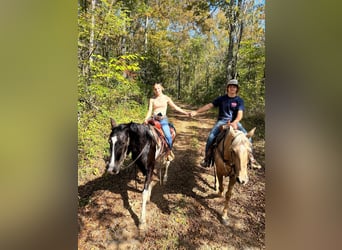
[
  {"xmin": 128, "ymin": 122, "xmax": 153, "ymax": 139},
  {"xmin": 110, "ymin": 122, "xmax": 153, "ymax": 149},
  {"xmin": 126, "ymin": 122, "xmax": 157, "ymax": 151},
  {"xmin": 230, "ymin": 130, "xmax": 252, "ymax": 152},
  {"xmin": 129, "ymin": 122, "xmax": 146, "ymax": 133},
  {"xmin": 112, "ymin": 122, "xmax": 148, "ymax": 136}
]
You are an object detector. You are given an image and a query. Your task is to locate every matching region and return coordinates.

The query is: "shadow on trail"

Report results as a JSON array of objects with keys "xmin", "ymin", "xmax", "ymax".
[
  {"xmin": 149, "ymin": 126, "xmax": 256, "ymax": 249},
  {"xmin": 78, "ymin": 165, "xmax": 143, "ymax": 228}
]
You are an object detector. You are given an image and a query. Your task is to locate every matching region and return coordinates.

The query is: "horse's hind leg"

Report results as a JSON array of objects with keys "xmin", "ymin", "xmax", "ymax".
[
  {"xmin": 162, "ymin": 161, "xmax": 170, "ymax": 184},
  {"xmin": 222, "ymin": 176, "xmax": 236, "ymax": 225}
]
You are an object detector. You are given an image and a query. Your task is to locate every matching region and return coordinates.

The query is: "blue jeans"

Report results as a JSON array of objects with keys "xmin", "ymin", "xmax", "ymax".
[
  {"xmin": 205, "ymin": 120, "xmax": 251, "ymax": 156},
  {"xmin": 159, "ymin": 117, "xmax": 173, "ymax": 149}
]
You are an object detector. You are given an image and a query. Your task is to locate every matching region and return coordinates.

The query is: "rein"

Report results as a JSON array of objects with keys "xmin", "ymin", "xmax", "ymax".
[
  {"xmin": 121, "ymin": 140, "xmax": 149, "ymax": 170},
  {"xmin": 219, "ymin": 129, "xmax": 232, "ymax": 165}
]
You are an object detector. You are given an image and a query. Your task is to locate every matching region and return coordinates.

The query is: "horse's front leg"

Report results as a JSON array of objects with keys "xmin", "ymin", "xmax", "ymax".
[
  {"xmin": 216, "ymin": 173, "xmax": 224, "ymax": 196},
  {"xmin": 140, "ymin": 167, "xmax": 154, "ymax": 228},
  {"xmin": 222, "ymin": 176, "xmax": 236, "ymax": 225}
]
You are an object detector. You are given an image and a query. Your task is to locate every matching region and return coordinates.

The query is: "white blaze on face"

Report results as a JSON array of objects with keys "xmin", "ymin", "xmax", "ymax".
[
  {"xmin": 237, "ymin": 144, "xmax": 249, "ymax": 184},
  {"xmin": 108, "ymin": 136, "xmax": 118, "ymax": 173}
]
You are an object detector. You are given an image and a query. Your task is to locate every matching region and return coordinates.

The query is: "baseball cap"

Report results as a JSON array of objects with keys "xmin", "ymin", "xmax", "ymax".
[{"xmin": 227, "ymin": 79, "xmax": 239, "ymax": 87}]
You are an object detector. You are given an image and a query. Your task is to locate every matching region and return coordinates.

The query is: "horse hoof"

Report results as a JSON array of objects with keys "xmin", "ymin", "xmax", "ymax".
[
  {"xmin": 222, "ymin": 217, "xmax": 229, "ymax": 226},
  {"xmin": 163, "ymin": 177, "xmax": 168, "ymax": 183},
  {"xmin": 139, "ymin": 221, "xmax": 147, "ymax": 232}
]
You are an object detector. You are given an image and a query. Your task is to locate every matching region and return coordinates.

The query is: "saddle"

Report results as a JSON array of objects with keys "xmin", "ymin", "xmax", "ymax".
[{"xmin": 147, "ymin": 119, "xmax": 176, "ymax": 158}]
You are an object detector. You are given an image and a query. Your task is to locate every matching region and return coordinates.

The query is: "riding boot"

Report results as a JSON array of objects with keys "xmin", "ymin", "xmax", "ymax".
[
  {"xmin": 248, "ymin": 152, "xmax": 262, "ymax": 169},
  {"xmin": 200, "ymin": 158, "xmax": 209, "ymax": 168},
  {"xmin": 200, "ymin": 147, "xmax": 213, "ymax": 168}
]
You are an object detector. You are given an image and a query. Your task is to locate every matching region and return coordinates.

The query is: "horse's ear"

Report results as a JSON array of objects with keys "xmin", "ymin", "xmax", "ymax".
[
  {"xmin": 246, "ymin": 127, "xmax": 256, "ymax": 138},
  {"xmin": 110, "ymin": 118, "xmax": 117, "ymax": 128}
]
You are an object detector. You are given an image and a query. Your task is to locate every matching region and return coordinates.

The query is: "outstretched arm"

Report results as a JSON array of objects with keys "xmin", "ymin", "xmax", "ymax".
[
  {"xmin": 168, "ymin": 97, "xmax": 189, "ymax": 116},
  {"xmin": 190, "ymin": 103, "xmax": 214, "ymax": 117}
]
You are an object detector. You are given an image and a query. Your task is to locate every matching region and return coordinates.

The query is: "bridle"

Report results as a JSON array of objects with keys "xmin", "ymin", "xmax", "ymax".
[{"xmin": 120, "ymin": 142, "xmax": 149, "ymax": 170}]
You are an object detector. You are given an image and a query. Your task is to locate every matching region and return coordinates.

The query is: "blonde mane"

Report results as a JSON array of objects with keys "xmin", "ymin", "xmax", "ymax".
[{"xmin": 230, "ymin": 130, "xmax": 252, "ymax": 153}]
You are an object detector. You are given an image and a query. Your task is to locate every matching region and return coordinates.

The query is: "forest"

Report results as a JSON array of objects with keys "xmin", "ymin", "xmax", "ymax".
[{"xmin": 78, "ymin": 0, "xmax": 265, "ymax": 182}]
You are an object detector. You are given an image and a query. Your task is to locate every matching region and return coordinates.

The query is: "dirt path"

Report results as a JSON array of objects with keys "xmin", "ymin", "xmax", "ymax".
[{"xmin": 78, "ymin": 105, "xmax": 265, "ymax": 249}]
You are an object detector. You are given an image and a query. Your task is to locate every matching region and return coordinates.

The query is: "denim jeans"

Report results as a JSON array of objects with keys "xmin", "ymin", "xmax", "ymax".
[
  {"xmin": 159, "ymin": 117, "xmax": 173, "ymax": 149},
  {"xmin": 205, "ymin": 120, "xmax": 251, "ymax": 155}
]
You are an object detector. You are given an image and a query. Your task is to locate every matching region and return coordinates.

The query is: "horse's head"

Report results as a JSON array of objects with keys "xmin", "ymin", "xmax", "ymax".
[
  {"xmin": 229, "ymin": 127, "xmax": 256, "ymax": 185},
  {"xmin": 106, "ymin": 118, "xmax": 130, "ymax": 175}
]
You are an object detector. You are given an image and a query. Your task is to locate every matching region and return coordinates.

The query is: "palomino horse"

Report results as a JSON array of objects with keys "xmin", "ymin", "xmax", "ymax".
[
  {"xmin": 214, "ymin": 125, "xmax": 256, "ymax": 225},
  {"xmin": 106, "ymin": 118, "xmax": 175, "ymax": 229}
]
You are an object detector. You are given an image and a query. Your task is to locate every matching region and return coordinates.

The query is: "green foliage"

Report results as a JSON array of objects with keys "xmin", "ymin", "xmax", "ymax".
[
  {"xmin": 243, "ymin": 112, "xmax": 265, "ymax": 141},
  {"xmin": 237, "ymin": 40, "xmax": 265, "ymax": 115},
  {"xmin": 90, "ymin": 54, "xmax": 144, "ymax": 84}
]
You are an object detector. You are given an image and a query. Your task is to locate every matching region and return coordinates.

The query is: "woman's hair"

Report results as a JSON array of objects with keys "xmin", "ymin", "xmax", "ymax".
[{"xmin": 153, "ymin": 83, "xmax": 164, "ymax": 91}]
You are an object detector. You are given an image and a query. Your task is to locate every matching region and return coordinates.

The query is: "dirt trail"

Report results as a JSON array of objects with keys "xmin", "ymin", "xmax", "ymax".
[{"xmin": 78, "ymin": 104, "xmax": 265, "ymax": 249}]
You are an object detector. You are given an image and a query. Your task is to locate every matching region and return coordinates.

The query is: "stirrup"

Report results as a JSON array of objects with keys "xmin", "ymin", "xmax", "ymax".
[
  {"xmin": 166, "ymin": 150, "xmax": 175, "ymax": 161},
  {"xmin": 250, "ymin": 158, "xmax": 262, "ymax": 169},
  {"xmin": 199, "ymin": 159, "xmax": 211, "ymax": 168}
]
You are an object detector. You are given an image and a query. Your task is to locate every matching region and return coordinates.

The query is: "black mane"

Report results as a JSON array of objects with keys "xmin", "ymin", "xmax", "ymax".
[{"xmin": 127, "ymin": 122, "xmax": 156, "ymax": 176}]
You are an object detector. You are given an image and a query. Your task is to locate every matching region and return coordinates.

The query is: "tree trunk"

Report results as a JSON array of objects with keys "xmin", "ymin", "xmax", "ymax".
[
  {"xmin": 226, "ymin": 26, "xmax": 235, "ymax": 81},
  {"xmin": 177, "ymin": 65, "xmax": 181, "ymax": 99},
  {"xmin": 89, "ymin": 0, "xmax": 96, "ymax": 76},
  {"xmin": 144, "ymin": 5, "xmax": 149, "ymax": 87},
  {"xmin": 226, "ymin": 0, "xmax": 244, "ymax": 82},
  {"xmin": 144, "ymin": 15, "xmax": 149, "ymax": 54},
  {"xmin": 90, "ymin": 0, "xmax": 96, "ymax": 61}
]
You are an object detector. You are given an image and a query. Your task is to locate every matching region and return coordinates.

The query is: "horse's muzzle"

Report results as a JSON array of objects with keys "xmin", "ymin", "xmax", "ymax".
[
  {"xmin": 106, "ymin": 163, "xmax": 120, "ymax": 175},
  {"xmin": 107, "ymin": 169, "xmax": 120, "ymax": 175}
]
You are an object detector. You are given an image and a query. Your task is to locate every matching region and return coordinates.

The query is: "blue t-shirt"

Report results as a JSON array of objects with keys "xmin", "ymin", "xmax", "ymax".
[{"xmin": 212, "ymin": 95, "xmax": 245, "ymax": 122}]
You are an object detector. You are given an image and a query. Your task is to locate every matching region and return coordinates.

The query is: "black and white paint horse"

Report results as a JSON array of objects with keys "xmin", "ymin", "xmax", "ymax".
[{"xmin": 106, "ymin": 118, "xmax": 174, "ymax": 228}]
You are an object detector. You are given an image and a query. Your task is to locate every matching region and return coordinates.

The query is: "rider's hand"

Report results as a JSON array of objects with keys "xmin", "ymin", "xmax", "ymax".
[{"xmin": 231, "ymin": 121, "xmax": 238, "ymax": 130}]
